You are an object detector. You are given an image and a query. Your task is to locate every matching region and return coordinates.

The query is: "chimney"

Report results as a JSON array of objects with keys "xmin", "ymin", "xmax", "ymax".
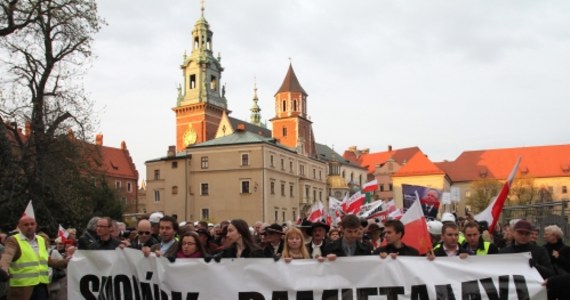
[
  {"xmin": 167, "ymin": 145, "xmax": 176, "ymax": 157},
  {"xmin": 362, "ymin": 148, "xmax": 369, "ymax": 154},
  {"xmin": 388, "ymin": 145, "xmax": 392, "ymax": 152},
  {"xmin": 121, "ymin": 141, "xmax": 127, "ymax": 150},
  {"xmin": 95, "ymin": 134, "xmax": 103, "ymax": 146},
  {"xmin": 348, "ymin": 146, "xmax": 357, "ymax": 152},
  {"xmin": 236, "ymin": 123, "xmax": 246, "ymax": 131}
]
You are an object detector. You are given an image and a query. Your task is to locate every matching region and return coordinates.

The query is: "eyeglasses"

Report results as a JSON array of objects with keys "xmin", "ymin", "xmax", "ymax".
[{"xmin": 138, "ymin": 231, "xmax": 151, "ymax": 235}]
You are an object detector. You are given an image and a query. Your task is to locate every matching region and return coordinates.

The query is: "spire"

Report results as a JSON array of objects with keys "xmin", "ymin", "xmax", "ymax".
[
  {"xmin": 201, "ymin": 0, "xmax": 205, "ymax": 16},
  {"xmin": 275, "ymin": 63, "xmax": 308, "ymax": 96},
  {"xmin": 250, "ymin": 78, "xmax": 262, "ymax": 126}
]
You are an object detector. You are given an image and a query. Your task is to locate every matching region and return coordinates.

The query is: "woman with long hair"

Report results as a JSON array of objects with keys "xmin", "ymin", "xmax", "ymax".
[
  {"xmin": 176, "ymin": 232, "xmax": 207, "ymax": 258},
  {"xmin": 282, "ymin": 227, "xmax": 310, "ymax": 262},
  {"xmin": 221, "ymin": 219, "xmax": 263, "ymax": 258}
]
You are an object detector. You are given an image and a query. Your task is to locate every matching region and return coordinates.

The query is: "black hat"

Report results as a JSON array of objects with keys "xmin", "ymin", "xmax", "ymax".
[
  {"xmin": 296, "ymin": 218, "xmax": 313, "ymax": 229},
  {"xmin": 196, "ymin": 228, "xmax": 211, "ymax": 238},
  {"xmin": 262, "ymin": 223, "xmax": 285, "ymax": 235},
  {"xmin": 307, "ymin": 220, "xmax": 330, "ymax": 236}
]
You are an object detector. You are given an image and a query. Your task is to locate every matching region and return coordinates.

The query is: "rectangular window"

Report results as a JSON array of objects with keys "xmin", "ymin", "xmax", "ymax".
[
  {"xmin": 313, "ymin": 169, "xmax": 316, "ymax": 179},
  {"xmin": 190, "ymin": 74, "xmax": 196, "ymax": 89},
  {"xmin": 115, "ymin": 181, "xmax": 121, "ymax": 190},
  {"xmin": 241, "ymin": 180, "xmax": 250, "ymax": 194},
  {"xmin": 319, "ymin": 170, "xmax": 322, "ymax": 180},
  {"xmin": 201, "ymin": 183, "xmax": 209, "ymax": 196},
  {"xmin": 127, "ymin": 182, "xmax": 132, "ymax": 193},
  {"xmin": 380, "ymin": 185, "xmax": 385, "ymax": 192},
  {"xmin": 289, "ymin": 161, "xmax": 293, "ymax": 172},
  {"xmin": 281, "ymin": 183, "xmax": 286, "ymax": 196},
  {"xmin": 153, "ymin": 170, "xmax": 160, "ymax": 180},
  {"xmin": 282, "ymin": 127, "xmax": 287, "ymax": 137},
  {"xmin": 282, "ymin": 211, "xmax": 286, "ymax": 222},
  {"xmin": 270, "ymin": 155, "xmax": 274, "ymax": 167},
  {"xmin": 274, "ymin": 210, "xmax": 278, "ymax": 222},
  {"xmin": 388, "ymin": 184, "xmax": 393, "ymax": 192},
  {"xmin": 270, "ymin": 181, "xmax": 275, "ymax": 194},
  {"xmin": 172, "ymin": 186, "xmax": 178, "ymax": 195},
  {"xmin": 305, "ymin": 186, "xmax": 310, "ymax": 198},
  {"xmin": 171, "ymin": 161, "xmax": 178, "ymax": 169},
  {"xmin": 562, "ymin": 186, "xmax": 568, "ymax": 194},
  {"xmin": 300, "ymin": 165, "xmax": 305, "ymax": 176},
  {"xmin": 290, "ymin": 184, "xmax": 294, "ymax": 197},
  {"xmin": 201, "ymin": 156, "xmax": 209, "ymax": 169},
  {"xmin": 201, "ymin": 208, "xmax": 209, "ymax": 220},
  {"xmin": 153, "ymin": 190, "xmax": 160, "ymax": 203},
  {"xmin": 319, "ymin": 191, "xmax": 322, "ymax": 201},
  {"xmin": 241, "ymin": 153, "xmax": 249, "ymax": 166},
  {"xmin": 281, "ymin": 158, "xmax": 285, "ymax": 170},
  {"xmin": 313, "ymin": 190, "xmax": 317, "ymax": 201},
  {"xmin": 292, "ymin": 211, "xmax": 297, "ymax": 222}
]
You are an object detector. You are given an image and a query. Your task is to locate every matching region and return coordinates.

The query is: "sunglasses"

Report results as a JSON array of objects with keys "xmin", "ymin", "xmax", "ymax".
[{"xmin": 138, "ymin": 231, "xmax": 151, "ymax": 235}]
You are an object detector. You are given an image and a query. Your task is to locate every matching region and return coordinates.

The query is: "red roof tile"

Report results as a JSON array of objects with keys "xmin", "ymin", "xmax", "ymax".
[
  {"xmin": 437, "ymin": 144, "xmax": 570, "ymax": 182},
  {"xmin": 393, "ymin": 151, "xmax": 445, "ymax": 177},
  {"xmin": 93, "ymin": 144, "xmax": 139, "ymax": 180},
  {"xmin": 275, "ymin": 63, "xmax": 307, "ymax": 96},
  {"xmin": 344, "ymin": 147, "xmax": 421, "ymax": 173}
]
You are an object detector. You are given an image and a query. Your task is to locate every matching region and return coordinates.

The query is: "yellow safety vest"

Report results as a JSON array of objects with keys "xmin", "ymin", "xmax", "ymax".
[
  {"xmin": 476, "ymin": 241, "xmax": 491, "ymax": 256},
  {"xmin": 9, "ymin": 234, "xmax": 49, "ymax": 287}
]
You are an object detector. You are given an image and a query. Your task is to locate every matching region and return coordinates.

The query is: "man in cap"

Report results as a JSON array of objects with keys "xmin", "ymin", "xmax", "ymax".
[
  {"xmin": 262, "ymin": 224, "xmax": 284, "ymax": 258},
  {"xmin": 306, "ymin": 220, "xmax": 329, "ymax": 259},
  {"xmin": 500, "ymin": 220, "xmax": 553, "ymax": 279},
  {"xmin": 148, "ymin": 212, "xmax": 164, "ymax": 243},
  {"xmin": 0, "ymin": 205, "xmax": 69, "ymax": 299}
]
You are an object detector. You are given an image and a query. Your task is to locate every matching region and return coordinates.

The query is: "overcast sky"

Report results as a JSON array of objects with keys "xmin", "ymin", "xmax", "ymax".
[{"xmin": 86, "ymin": 0, "xmax": 570, "ymax": 182}]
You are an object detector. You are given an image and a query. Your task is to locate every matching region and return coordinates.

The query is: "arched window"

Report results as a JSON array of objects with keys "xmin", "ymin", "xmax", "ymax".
[
  {"xmin": 293, "ymin": 99, "xmax": 298, "ymax": 111},
  {"xmin": 282, "ymin": 100, "xmax": 287, "ymax": 112}
]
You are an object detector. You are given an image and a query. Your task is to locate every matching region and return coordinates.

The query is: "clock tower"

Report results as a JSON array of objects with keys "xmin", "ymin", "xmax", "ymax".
[
  {"xmin": 173, "ymin": 6, "xmax": 228, "ymax": 151},
  {"xmin": 270, "ymin": 63, "xmax": 316, "ymax": 157}
]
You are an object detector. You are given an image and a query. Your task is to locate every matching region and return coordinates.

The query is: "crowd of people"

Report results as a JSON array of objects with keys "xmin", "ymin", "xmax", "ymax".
[{"xmin": 1, "ymin": 210, "xmax": 570, "ymax": 299}]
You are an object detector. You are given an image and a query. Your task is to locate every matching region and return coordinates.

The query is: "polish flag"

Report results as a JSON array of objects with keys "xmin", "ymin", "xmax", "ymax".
[
  {"xmin": 58, "ymin": 224, "xmax": 69, "ymax": 241},
  {"xmin": 20, "ymin": 200, "xmax": 35, "ymax": 220},
  {"xmin": 475, "ymin": 157, "xmax": 522, "ymax": 233},
  {"xmin": 400, "ymin": 194, "xmax": 432, "ymax": 255},
  {"xmin": 367, "ymin": 200, "xmax": 402, "ymax": 221},
  {"xmin": 362, "ymin": 179, "xmax": 379, "ymax": 193},
  {"xmin": 307, "ymin": 201, "xmax": 324, "ymax": 222},
  {"xmin": 341, "ymin": 192, "xmax": 366, "ymax": 215}
]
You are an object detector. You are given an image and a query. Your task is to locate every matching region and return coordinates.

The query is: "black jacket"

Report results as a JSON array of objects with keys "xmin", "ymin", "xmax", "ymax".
[
  {"xmin": 433, "ymin": 244, "xmax": 470, "ymax": 257},
  {"xmin": 129, "ymin": 235, "xmax": 161, "ymax": 250},
  {"xmin": 322, "ymin": 238, "xmax": 372, "ymax": 257},
  {"xmin": 544, "ymin": 240, "xmax": 570, "ymax": 274},
  {"xmin": 263, "ymin": 242, "xmax": 284, "ymax": 258},
  {"xmin": 501, "ymin": 243, "xmax": 554, "ymax": 279},
  {"xmin": 373, "ymin": 243, "xmax": 420, "ymax": 256},
  {"xmin": 221, "ymin": 245, "xmax": 265, "ymax": 258}
]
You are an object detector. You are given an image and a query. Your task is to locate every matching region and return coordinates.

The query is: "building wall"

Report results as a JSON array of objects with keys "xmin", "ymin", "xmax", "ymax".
[{"xmin": 145, "ymin": 157, "xmax": 189, "ymax": 219}]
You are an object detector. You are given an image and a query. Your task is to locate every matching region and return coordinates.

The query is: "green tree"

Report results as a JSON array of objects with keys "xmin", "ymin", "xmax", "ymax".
[
  {"xmin": 467, "ymin": 178, "xmax": 502, "ymax": 213},
  {"xmin": 0, "ymin": 0, "xmax": 117, "ymax": 233}
]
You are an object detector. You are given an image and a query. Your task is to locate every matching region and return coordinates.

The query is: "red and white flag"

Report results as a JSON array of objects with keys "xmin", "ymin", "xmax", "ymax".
[
  {"xmin": 362, "ymin": 179, "xmax": 379, "ymax": 193},
  {"xmin": 21, "ymin": 200, "xmax": 35, "ymax": 220},
  {"xmin": 341, "ymin": 192, "xmax": 366, "ymax": 215},
  {"xmin": 400, "ymin": 194, "xmax": 432, "ymax": 255},
  {"xmin": 307, "ymin": 201, "xmax": 324, "ymax": 222},
  {"xmin": 358, "ymin": 200, "xmax": 384, "ymax": 219},
  {"xmin": 58, "ymin": 224, "xmax": 69, "ymax": 240},
  {"xmin": 475, "ymin": 157, "xmax": 522, "ymax": 233},
  {"xmin": 367, "ymin": 200, "xmax": 402, "ymax": 221}
]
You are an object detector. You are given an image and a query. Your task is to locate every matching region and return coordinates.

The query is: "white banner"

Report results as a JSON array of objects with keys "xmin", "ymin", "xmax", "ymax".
[{"xmin": 68, "ymin": 249, "xmax": 546, "ymax": 299}]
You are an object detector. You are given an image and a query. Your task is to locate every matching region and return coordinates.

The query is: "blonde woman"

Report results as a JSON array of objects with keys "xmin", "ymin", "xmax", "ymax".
[{"xmin": 282, "ymin": 227, "xmax": 310, "ymax": 262}]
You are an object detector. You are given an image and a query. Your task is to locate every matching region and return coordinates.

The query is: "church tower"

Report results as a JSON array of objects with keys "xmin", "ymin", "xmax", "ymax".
[
  {"xmin": 250, "ymin": 80, "xmax": 262, "ymax": 127},
  {"xmin": 173, "ymin": 5, "xmax": 228, "ymax": 151},
  {"xmin": 270, "ymin": 63, "xmax": 316, "ymax": 157}
]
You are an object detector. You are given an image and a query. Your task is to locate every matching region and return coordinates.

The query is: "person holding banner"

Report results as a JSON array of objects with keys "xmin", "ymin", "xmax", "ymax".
[
  {"xmin": 144, "ymin": 216, "xmax": 179, "ymax": 259},
  {"xmin": 175, "ymin": 232, "xmax": 207, "ymax": 259},
  {"xmin": 429, "ymin": 223, "xmax": 469, "ymax": 259},
  {"xmin": 500, "ymin": 220, "xmax": 553, "ymax": 279},
  {"xmin": 282, "ymin": 227, "xmax": 310, "ymax": 262},
  {"xmin": 221, "ymin": 219, "xmax": 264, "ymax": 258},
  {"xmin": 373, "ymin": 220, "xmax": 419, "ymax": 258},
  {"xmin": 461, "ymin": 221, "xmax": 499, "ymax": 256},
  {"xmin": 321, "ymin": 215, "xmax": 372, "ymax": 260},
  {"xmin": 0, "ymin": 206, "xmax": 69, "ymax": 300},
  {"xmin": 306, "ymin": 221, "xmax": 329, "ymax": 259}
]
